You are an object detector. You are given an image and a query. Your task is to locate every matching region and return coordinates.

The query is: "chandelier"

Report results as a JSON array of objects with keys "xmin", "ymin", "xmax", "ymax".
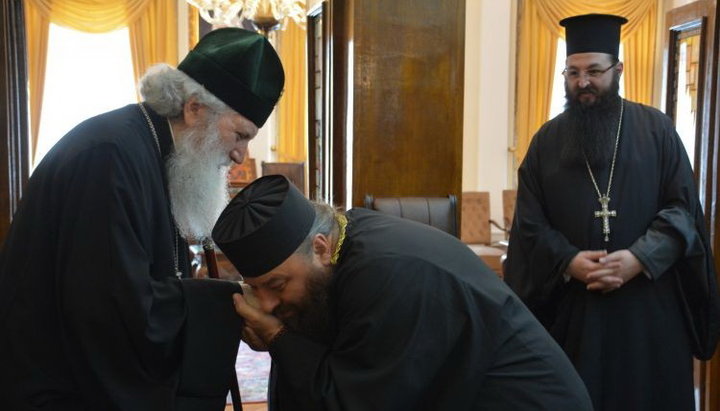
[{"xmin": 187, "ymin": 0, "xmax": 306, "ymax": 34}]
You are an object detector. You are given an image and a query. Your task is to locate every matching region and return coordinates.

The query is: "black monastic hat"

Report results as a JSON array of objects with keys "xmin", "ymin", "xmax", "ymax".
[
  {"xmin": 212, "ymin": 175, "xmax": 315, "ymax": 278},
  {"xmin": 178, "ymin": 28, "xmax": 285, "ymax": 128},
  {"xmin": 560, "ymin": 14, "xmax": 628, "ymax": 58}
]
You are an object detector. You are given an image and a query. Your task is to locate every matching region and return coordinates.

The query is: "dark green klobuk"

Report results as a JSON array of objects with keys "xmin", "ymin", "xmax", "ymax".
[
  {"xmin": 212, "ymin": 175, "xmax": 315, "ymax": 278},
  {"xmin": 178, "ymin": 27, "xmax": 284, "ymax": 127}
]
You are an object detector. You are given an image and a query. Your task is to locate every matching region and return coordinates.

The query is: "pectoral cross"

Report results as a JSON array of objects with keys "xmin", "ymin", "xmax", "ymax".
[{"xmin": 594, "ymin": 195, "xmax": 616, "ymax": 242}]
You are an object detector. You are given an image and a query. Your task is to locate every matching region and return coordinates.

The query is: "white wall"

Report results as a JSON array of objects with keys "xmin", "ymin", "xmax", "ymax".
[
  {"xmin": 669, "ymin": 0, "xmax": 698, "ymax": 8},
  {"xmin": 463, "ymin": 0, "xmax": 516, "ymax": 230}
]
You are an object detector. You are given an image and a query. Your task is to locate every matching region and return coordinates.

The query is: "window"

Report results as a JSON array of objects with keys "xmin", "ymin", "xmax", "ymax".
[
  {"xmin": 34, "ymin": 24, "xmax": 137, "ymax": 169},
  {"xmin": 674, "ymin": 31, "xmax": 701, "ymax": 168},
  {"xmin": 548, "ymin": 39, "xmax": 625, "ymax": 119}
]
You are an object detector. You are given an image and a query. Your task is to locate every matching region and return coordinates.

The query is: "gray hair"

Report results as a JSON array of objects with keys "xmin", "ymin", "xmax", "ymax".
[
  {"xmin": 295, "ymin": 202, "xmax": 341, "ymax": 258},
  {"xmin": 138, "ymin": 63, "xmax": 230, "ymax": 118}
]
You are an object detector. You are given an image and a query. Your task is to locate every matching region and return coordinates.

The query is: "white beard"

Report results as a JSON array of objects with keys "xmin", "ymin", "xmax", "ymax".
[{"xmin": 166, "ymin": 119, "xmax": 231, "ymax": 241}]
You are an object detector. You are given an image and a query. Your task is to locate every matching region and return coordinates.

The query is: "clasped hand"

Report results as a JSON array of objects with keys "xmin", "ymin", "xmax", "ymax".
[
  {"xmin": 567, "ymin": 249, "xmax": 643, "ymax": 292},
  {"xmin": 233, "ymin": 293, "xmax": 284, "ymax": 351}
]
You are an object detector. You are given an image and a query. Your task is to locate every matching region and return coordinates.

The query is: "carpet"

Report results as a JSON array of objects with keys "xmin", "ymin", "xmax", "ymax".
[{"xmin": 235, "ymin": 341, "xmax": 271, "ymax": 403}]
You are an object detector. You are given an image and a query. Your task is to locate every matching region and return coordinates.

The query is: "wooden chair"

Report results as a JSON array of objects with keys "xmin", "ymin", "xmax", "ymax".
[
  {"xmin": 460, "ymin": 191, "xmax": 508, "ymax": 277},
  {"xmin": 261, "ymin": 162, "xmax": 306, "ymax": 195},
  {"xmin": 227, "ymin": 154, "xmax": 257, "ymax": 199},
  {"xmin": 363, "ymin": 194, "xmax": 459, "ymax": 238},
  {"xmin": 460, "ymin": 192, "xmax": 510, "ymax": 243},
  {"xmin": 188, "ymin": 244, "xmax": 241, "ymax": 281},
  {"xmin": 228, "ymin": 156, "xmax": 257, "ymax": 188},
  {"xmin": 502, "ymin": 189, "xmax": 517, "ymax": 238}
]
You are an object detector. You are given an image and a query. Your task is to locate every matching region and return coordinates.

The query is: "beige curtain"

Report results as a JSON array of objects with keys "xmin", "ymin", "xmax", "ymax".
[
  {"xmin": 188, "ymin": 5, "xmax": 199, "ymax": 49},
  {"xmin": 622, "ymin": 4, "xmax": 657, "ymax": 107},
  {"xmin": 24, "ymin": 0, "xmax": 177, "ymax": 163},
  {"xmin": 275, "ymin": 21, "xmax": 307, "ymax": 162},
  {"xmin": 683, "ymin": 34, "xmax": 700, "ymax": 115},
  {"xmin": 24, "ymin": 4, "xmax": 50, "ymax": 161},
  {"xmin": 128, "ymin": 0, "xmax": 179, "ymax": 83},
  {"xmin": 515, "ymin": 0, "xmax": 558, "ymax": 169},
  {"xmin": 515, "ymin": 0, "xmax": 658, "ymax": 166}
]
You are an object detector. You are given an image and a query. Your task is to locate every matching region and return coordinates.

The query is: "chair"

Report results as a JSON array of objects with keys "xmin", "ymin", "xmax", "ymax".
[
  {"xmin": 227, "ymin": 154, "xmax": 257, "ymax": 198},
  {"xmin": 228, "ymin": 155, "xmax": 257, "ymax": 188},
  {"xmin": 460, "ymin": 191, "xmax": 508, "ymax": 277},
  {"xmin": 261, "ymin": 162, "xmax": 306, "ymax": 195},
  {"xmin": 363, "ymin": 194, "xmax": 459, "ymax": 237},
  {"xmin": 460, "ymin": 192, "xmax": 510, "ymax": 243},
  {"xmin": 188, "ymin": 244, "xmax": 241, "ymax": 281},
  {"xmin": 502, "ymin": 189, "xmax": 517, "ymax": 238}
]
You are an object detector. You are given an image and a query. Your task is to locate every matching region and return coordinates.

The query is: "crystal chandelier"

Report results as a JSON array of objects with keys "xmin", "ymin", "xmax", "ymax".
[{"xmin": 187, "ymin": 0, "xmax": 306, "ymax": 34}]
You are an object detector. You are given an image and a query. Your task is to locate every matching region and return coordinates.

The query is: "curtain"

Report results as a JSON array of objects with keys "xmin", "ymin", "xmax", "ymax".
[
  {"xmin": 684, "ymin": 34, "xmax": 700, "ymax": 115},
  {"xmin": 622, "ymin": 4, "xmax": 657, "ymax": 107},
  {"xmin": 515, "ymin": 0, "xmax": 658, "ymax": 166},
  {"xmin": 24, "ymin": 0, "xmax": 177, "ymax": 163},
  {"xmin": 276, "ymin": 20, "xmax": 307, "ymax": 162},
  {"xmin": 188, "ymin": 5, "xmax": 199, "ymax": 49},
  {"xmin": 128, "ymin": 0, "xmax": 179, "ymax": 83},
  {"xmin": 514, "ymin": 0, "xmax": 558, "ymax": 170},
  {"xmin": 24, "ymin": 3, "xmax": 49, "ymax": 160},
  {"xmin": 26, "ymin": 0, "xmax": 150, "ymax": 33}
]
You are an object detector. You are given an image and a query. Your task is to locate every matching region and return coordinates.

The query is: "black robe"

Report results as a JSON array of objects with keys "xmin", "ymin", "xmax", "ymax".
[
  {"xmin": 504, "ymin": 100, "xmax": 720, "ymax": 411},
  {"xmin": 0, "ymin": 104, "xmax": 242, "ymax": 410},
  {"xmin": 266, "ymin": 208, "xmax": 593, "ymax": 410}
]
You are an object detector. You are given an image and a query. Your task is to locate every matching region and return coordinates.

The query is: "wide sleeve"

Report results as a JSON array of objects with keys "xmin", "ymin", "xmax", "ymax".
[
  {"xmin": 267, "ymin": 257, "xmax": 469, "ymax": 411},
  {"xmin": 627, "ymin": 122, "xmax": 699, "ymax": 279},
  {"xmin": 176, "ymin": 279, "xmax": 243, "ymax": 410},
  {"xmin": 628, "ymin": 122, "xmax": 720, "ymax": 359},
  {"xmin": 56, "ymin": 144, "xmax": 241, "ymax": 408},
  {"xmin": 504, "ymin": 135, "xmax": 579, "ymax": 321}
]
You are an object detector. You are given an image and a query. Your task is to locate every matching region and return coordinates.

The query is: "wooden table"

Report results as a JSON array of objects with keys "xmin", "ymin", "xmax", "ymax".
[{"xmin": 466, "ymin": 243, "xmax": 505, "ymax": 278}]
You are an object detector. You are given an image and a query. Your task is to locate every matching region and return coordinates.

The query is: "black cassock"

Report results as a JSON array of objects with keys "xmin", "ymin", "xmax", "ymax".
[
  {"xmin": 266, "ymin": 208, "xmax": 593, "ymax": 410},
  {"xmin": 505, "ymin": 100, "xmax": 720, "ymax": 411},
  {"xmin": 0, "ymin": 104, "xmax": 242, "ymax": 410}
]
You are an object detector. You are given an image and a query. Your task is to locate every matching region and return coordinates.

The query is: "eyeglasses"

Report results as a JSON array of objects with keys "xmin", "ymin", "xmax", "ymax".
[{"xmin": 562, "ymin": 62, "xmax": 617, "ymax": 80}]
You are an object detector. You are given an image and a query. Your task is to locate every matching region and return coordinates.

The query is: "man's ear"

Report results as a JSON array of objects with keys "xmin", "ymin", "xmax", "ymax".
[
  {"xmin": 182, "ymin": 96, "xmax": 205, "ymax": 127},
  {"xmin": 313, "ymin": 234, "xmax": 333, "ymax": 266},
  {"xmin": 616, "ymin": 61, "xmax": 624, "ymax": 76}
]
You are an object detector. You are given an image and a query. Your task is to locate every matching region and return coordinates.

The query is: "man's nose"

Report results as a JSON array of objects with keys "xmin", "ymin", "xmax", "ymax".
[
  {"xmin": 577, "ymin": 77, "xmax": 591, "ymax": 88},
  {"xmin": 257, "ymin": 294, "xmax": 279, "ymax": 315},
  {"xmin": 230, "ymin": 140, "xmax": 249, "ymax": 164}
]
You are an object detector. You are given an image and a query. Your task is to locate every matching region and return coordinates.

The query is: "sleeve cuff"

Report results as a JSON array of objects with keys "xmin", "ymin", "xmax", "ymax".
[{"xmin": 629, "ymin": 232, "xmax": 683, "ymax": 280}]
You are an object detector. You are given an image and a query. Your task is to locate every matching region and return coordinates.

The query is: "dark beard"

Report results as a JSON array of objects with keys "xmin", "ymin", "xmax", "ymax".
[
  {"xmin": 274, "ymin": 265, "xmax": 333, "ymax": 344},
  {"xmin": 560, "ymin": 73, "xmax": 622, "ymax": 168}
]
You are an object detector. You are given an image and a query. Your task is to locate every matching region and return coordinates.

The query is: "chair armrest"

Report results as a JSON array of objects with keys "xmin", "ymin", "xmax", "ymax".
[{"xmin": 489, "ymin": 219, "xmax": 508, "ymax": 233}]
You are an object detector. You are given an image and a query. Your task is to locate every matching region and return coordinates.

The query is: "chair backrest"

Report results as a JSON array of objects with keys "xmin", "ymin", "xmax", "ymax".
[
  {"xmin": 228, "ymin": 156, "xmax": 257, "ymax": 188},
  {"xmin": 502, "ymin": 189, "xmax": 517, "ymax": 232},
  {"xmin": 460, "ymin": 192, "xmax": 491, "ymax": 244},
  {"xmin": 261, "ymin": 162, "xmax": 306, "ymax": 195},
  {"xmin": 363, "ymin": 194, "xmax": 459, "ymax": 237}
]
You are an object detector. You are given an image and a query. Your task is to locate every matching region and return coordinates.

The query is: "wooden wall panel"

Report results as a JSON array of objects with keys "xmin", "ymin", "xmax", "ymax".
[
  {"xmin": 707, "ymin": 0, "xmax": 720, "ymax": 408},
  {"xmin": 697, "ymin": 0, "xmax": 720, "ymax": 409},
  {"xmin": 0, "ymin": 0, "xmax": 29, "ymax": 244},
  {"xmin": 350, "ymin": 0, "xmax": 465, "ymax": 206}
]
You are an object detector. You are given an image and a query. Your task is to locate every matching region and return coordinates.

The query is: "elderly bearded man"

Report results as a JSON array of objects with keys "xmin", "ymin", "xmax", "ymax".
[
  {"xmin": 0, "ymin": 28, "xmax": 283, "ymax": 410},
  {"xmin": 212, "ymin": 175, "xmax": 593, "ymax": 411},
  {"xmin": 504, "ymin": 14, "xmax": 720, "ymax": 411}
]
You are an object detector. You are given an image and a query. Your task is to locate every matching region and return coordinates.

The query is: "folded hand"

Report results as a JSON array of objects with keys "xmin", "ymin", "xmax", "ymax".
[{"xmin": 585, "ymin": 249, "xmax": 643, "ymax": 293}]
